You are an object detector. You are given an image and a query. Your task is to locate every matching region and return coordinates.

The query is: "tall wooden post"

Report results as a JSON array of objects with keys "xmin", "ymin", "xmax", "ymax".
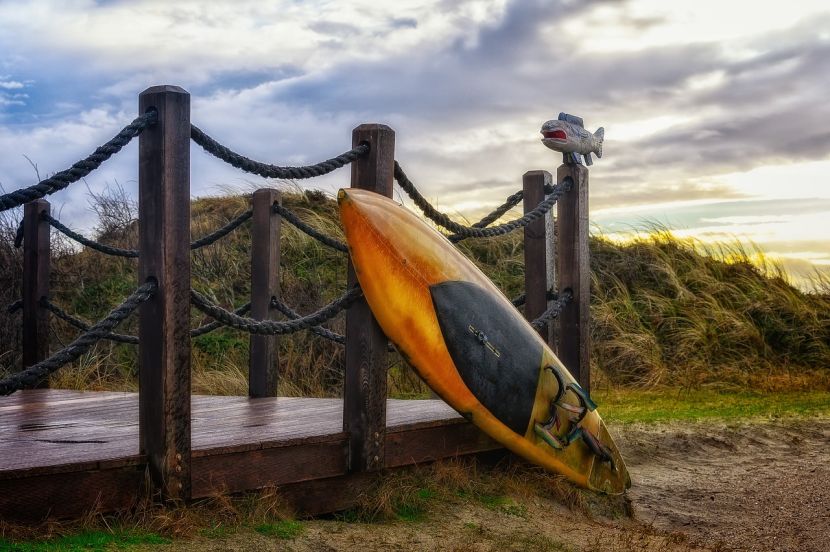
[
  {"xmin": 344, "ymin": 124, "xmax": 395, "ymax": 472},
  {"xmin": 556, "ymin": 164, "xmax": 590, "ymax": 393},
  {"xmin": 249, "ymin": 188, "xmax": 281, "ymax": 398},
  {"xmin": 522, "ymin": 171, "xmax": 556, "ymax": 350},
  {"xmin": 138, "ymin": 85, "xmax": 192, "ymax": 501},
  {"xmin": 22, "ymin": 199, "xmax": 51, "ymax": 382}
]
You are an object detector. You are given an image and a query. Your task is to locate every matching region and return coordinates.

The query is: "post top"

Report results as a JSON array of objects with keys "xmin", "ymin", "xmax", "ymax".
[
  {"xmin": 253, "ymin": 188, "xmax": 281, "ymax": 199},
  {"xmin": 140, "ymin": 85, "xmax": 189, "ymax": 96},
  {"xmin": 352, "ymin": 123, "xmax": 394, "ymax": 133},
  {"xmin": 523, "ymin": 170, "xmax": 552, "ymax": 180}
]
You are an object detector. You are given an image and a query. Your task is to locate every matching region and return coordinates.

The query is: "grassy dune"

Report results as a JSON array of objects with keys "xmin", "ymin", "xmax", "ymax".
[{"xmin": 0, "ymin": 187, "xmax": 828, "ymax": 395}]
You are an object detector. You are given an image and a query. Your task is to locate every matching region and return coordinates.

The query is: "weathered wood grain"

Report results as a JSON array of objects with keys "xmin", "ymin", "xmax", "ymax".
[
  {"xmin": 249, "ymin": 188, "xmax": 281, "ymax": 397},
  {"xmin": 556, "ymin": 163, "xmax": 590, "ymax": 392},
  {"xmin": 138, "ymin": 85, "xmax": 192, "ymax": 500},
  {"xmin": 22, "ymin": 199, "xmax": 51, "ymax": 383},
  {"xmin": 344, "ymin": 124, "xmax": 395, "ymax": 472},
  {"xmin": 522, "ymin": 170, "xmax": 556, "ymax": 350}
]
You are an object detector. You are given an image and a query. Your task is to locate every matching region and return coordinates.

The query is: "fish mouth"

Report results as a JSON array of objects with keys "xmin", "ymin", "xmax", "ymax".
[{"xmin": 542, "ymin": 130, "xmax": 567, "ymax": 141}]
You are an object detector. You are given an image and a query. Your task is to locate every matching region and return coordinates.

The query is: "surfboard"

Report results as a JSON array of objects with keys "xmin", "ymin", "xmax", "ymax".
[{"xmin": 338, "ymin": 188, "xmax": 630, "ymax": 494}]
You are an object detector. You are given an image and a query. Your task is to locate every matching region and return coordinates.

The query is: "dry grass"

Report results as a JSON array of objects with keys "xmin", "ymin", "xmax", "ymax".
[{"xmin": 1, "ymin": 188, "xmax": 828, "ymax": 395}]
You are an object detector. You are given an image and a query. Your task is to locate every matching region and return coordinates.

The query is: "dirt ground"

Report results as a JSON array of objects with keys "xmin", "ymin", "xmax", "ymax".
[{"xmin": 149, "ymin": 417, "xmax": 830, "ymax": 552}]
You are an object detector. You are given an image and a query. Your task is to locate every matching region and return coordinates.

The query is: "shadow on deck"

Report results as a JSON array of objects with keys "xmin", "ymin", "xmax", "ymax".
[{"xmin": 0, "ymin": 390, "xmax": 500, "ymax": 519}]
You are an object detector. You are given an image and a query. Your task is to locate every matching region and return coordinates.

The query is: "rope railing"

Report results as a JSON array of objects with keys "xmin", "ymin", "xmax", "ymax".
[
  {"xmin": 471, "ymin": 189, "xmax": 525, "ymax": 229},
  {"xmin": 272, "ymin": 203, "xmax": 348, "ymax": 253},
  {"xmin": 191, "ymin": 125, "xmax": 369, "ymax": 180},
  {"xmin": 190, "ymin": 286, "xmax": 362, "ymax": 336},
  {"xmin": 190, "ymin": 208, "xmax": 253, "ymax": 250},
  {"xmin": 511, "ymin": 288, "xmax": 559, "ymax": 308},
  {"xmin": 393, "ymin": 161, "xmax": 570, "ymax": 242},
  {"xmin": 43, "ymin": 297, "xmax": 253, "ymax": 342},
  {"xmin": 1, "ymin": 110, "xmax": 579, "ymax": 394},
  {"xmin": 0, "ymin": 280, "xmax": 157, "ymax": 395},
  {"xmin": 530, "ymin": 289, "xmax": 573, "ymax": 330},
  {"xmin": 270, "ymin": 296, "xmax": 346, "ymax": 344},
  {"xmin": 191, "ymin": 302, "xmax": 252, "ymax": 337},
  {"xmin": 29, "ymin": 208, "xmax": 255, "ymax": 257},
  {"xmin": 42, "ymin": 299, "xmax": 139, "ymax": 344},
  {"xmin": 44, "ymin": 214, "xmax": 139, "ymax": 257},
  {"xmin": 0, "ymin": 112, "xmax": 157, "ymax": 212}
]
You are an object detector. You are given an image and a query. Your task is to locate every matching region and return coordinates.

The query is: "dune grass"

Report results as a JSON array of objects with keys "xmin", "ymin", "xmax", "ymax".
[{"xmin": 1, "ymin": 186, "xmax": 828, "ymax": 396}]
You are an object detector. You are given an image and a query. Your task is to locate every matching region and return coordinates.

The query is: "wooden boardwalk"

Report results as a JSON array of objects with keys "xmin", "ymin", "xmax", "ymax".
[{"xmin": 0, "ymin": 390, "xmax": 500, "ymax": 519}]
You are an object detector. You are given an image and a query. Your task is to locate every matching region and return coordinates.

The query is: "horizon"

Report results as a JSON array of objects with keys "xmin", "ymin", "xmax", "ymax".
[{"xmin": 1, "ymin": 0, "xmax": 828, "ymax": 287}]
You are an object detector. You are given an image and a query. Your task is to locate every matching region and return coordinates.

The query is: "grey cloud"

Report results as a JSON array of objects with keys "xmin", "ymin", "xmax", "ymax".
[{"xmin": 390, "ymin": 17, "xmax": 418, "ymax": 29}]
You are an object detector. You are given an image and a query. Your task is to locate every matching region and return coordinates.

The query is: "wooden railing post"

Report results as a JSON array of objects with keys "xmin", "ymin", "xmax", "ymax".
[
  {"xmin": 249, "ymin": 188, "xmax": 281, "ymax": 398},
  {"xmin": 344, "ymin": 124, "xmax": 395, "ymax": 472},
  {"xmin": 22, "ymin": 199, "xmax": 51, "ymax": 382},
  {"xmin": 556, "ymin": 164, "xmax": 590, "ymax": 393},
  {"xmin": 523, "ymin": 171, "xmax": 556, "ymax": 350},
  {"xmin": 138, "ymin": 85, "xmax": 192, "ymax": 501}
]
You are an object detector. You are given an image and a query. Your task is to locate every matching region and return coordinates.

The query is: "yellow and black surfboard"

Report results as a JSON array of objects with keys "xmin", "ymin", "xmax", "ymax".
[{"xmin": 339, "ymin": 188, "xmax": 630, "ymax": 494}]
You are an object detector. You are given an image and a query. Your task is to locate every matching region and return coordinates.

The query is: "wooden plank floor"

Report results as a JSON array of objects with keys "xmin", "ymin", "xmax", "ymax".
[{"xmin": 0, "ymin": 390, "xmax": 501, "ymax": 519}]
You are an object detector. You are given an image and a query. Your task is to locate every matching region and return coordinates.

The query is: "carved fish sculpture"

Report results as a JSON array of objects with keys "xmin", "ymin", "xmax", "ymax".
[{"xmin": 541, "ymin": 119, "xmax": 604, "ymax": 165}]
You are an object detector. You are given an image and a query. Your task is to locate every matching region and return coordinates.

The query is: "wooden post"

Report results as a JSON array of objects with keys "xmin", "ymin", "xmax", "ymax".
[
  {"xmin": 249, "ymin": 188, "xmax": 281, "ymax": 398},
  {"xmin": 556, "ymin": 164, "xmax": 590, "ymax": 393},
  {"xmin": 522, "ymin": 171, "xmax": 556, "ymax": 350},
  {"xmin": 22, "ymin": 199, "xmax": 51, "ymax": 381},
  {"xmin": 138, "ymin": 85, "xmax": 192, "ymax": 501},
  {"xmin": 344, "ymin": 124, "xmax": 395, "ymax": 472}
]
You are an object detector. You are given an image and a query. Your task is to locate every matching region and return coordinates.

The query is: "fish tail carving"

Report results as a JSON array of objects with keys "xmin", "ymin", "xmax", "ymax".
[{"xmin": 594, "ymin": 127, "xmax": 604, "ymax": 158}]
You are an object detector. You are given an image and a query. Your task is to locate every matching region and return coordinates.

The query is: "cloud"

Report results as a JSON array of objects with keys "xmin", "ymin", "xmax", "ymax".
[{"xmin": 0, "ymin": 80, "xmax": 24, "ymax": 89}]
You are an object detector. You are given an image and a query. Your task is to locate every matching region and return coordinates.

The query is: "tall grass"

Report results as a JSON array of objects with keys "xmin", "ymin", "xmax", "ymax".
[{"xmin": 0, "ymin": 188, "xmax": 827, "ymax": 395}]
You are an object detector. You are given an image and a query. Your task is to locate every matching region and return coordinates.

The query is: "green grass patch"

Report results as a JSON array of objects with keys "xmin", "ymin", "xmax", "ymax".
[
  {"xmin": 198, "ymin": 524, "xmax": 237, "ymax": 540},
  {"xmin": 595, "ymin": 388, "xmax": 830, "ymax": 424},
  {"xmin": 474, "ymin": 494, "xmax": 527, "ymax": 518},
  {"xmin": 394, "ymin": 488, "xmax": 434, "ymax": 522},
  {"xmin": 0, "ymin": 530, "xmax": 169, "ymax": 551},
  {"xmin": 253, "ymin": 520, "xmax": 304, "ymax": 539}
]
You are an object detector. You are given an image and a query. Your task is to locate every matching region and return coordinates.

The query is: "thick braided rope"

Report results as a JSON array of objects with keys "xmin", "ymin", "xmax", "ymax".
[
  {"xmin": 191, "ymin": 125, "xmax": 369, "ymax": 180},
  {"xmin": 0, "ymin": 112, "xmax": 157, "ymax": 212},
  {"xmin": 511, "ymin": 289, "xmax": 560, "ymax": 308},
  {"xmin": 44, "ymin": 214, "xmax": 139, "ymax": 257},
  {"xmin": 0, "ymin": 281, "xmax": 156, "ymax": 395},
  {"xmin": 45, "ymin": 298, "xmax": 252, "ymax": 341},
  {"xmin": 42, "ymin": 299, "xmax": 139, "ymax": 344},
  {"xmin": 190, "ymin": 208, "xmax": 253, "ymax": 250},
  {"xmin": 472, "ymin": 189, "xmax": 524, "ymax": 228},
  {"xmin": 270, "ymin": 297, "xmax": 396, "ymax": 352},
  {"xmin": 190, "ymin": 286, "xmax": 361, "ymax": 335},
  {"xmin": 393, "ymin": 161, "xmax": 570, "ymax": 241},
  {"xmin": 272, "ymin": 203, "xmax": 348, "ymax": 252},
  {"xmin": 269, "ymin": 296, "xmax": 345, "ymax": 344},
  {"xmin": 530, "ymin": 289, "xmax": 572, "ymax": 329},
  {"xmin": 191, "ymin": 302, "xmax": 251, "ymax": 337},
  {"xmin": 449, "ymin": 182, "xmax": 568, "ymax": 242},
  {"xmin": 44, "ymin": 207, "xmax": 253, "ymax": 257}
]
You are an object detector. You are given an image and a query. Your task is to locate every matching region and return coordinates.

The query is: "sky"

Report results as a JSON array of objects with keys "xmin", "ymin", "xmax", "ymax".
[{"xmin": 1, "ymin": 0, "xmax": 829, "ymax": 287}]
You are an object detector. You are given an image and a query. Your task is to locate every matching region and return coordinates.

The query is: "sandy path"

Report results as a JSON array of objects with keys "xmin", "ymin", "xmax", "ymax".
[{"xmin": 619, "ymin": 418, "xmax": 830, "ymax": 552}]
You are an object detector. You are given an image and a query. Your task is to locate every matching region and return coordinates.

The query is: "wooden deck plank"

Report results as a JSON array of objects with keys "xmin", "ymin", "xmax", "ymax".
[
  {"xmin": 0, "ymin": 389, "xmax": 499, "ymax": 519},
  {"xmin": 0, "ymin": 391, "xmax": 468, "ymax": 476}
]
